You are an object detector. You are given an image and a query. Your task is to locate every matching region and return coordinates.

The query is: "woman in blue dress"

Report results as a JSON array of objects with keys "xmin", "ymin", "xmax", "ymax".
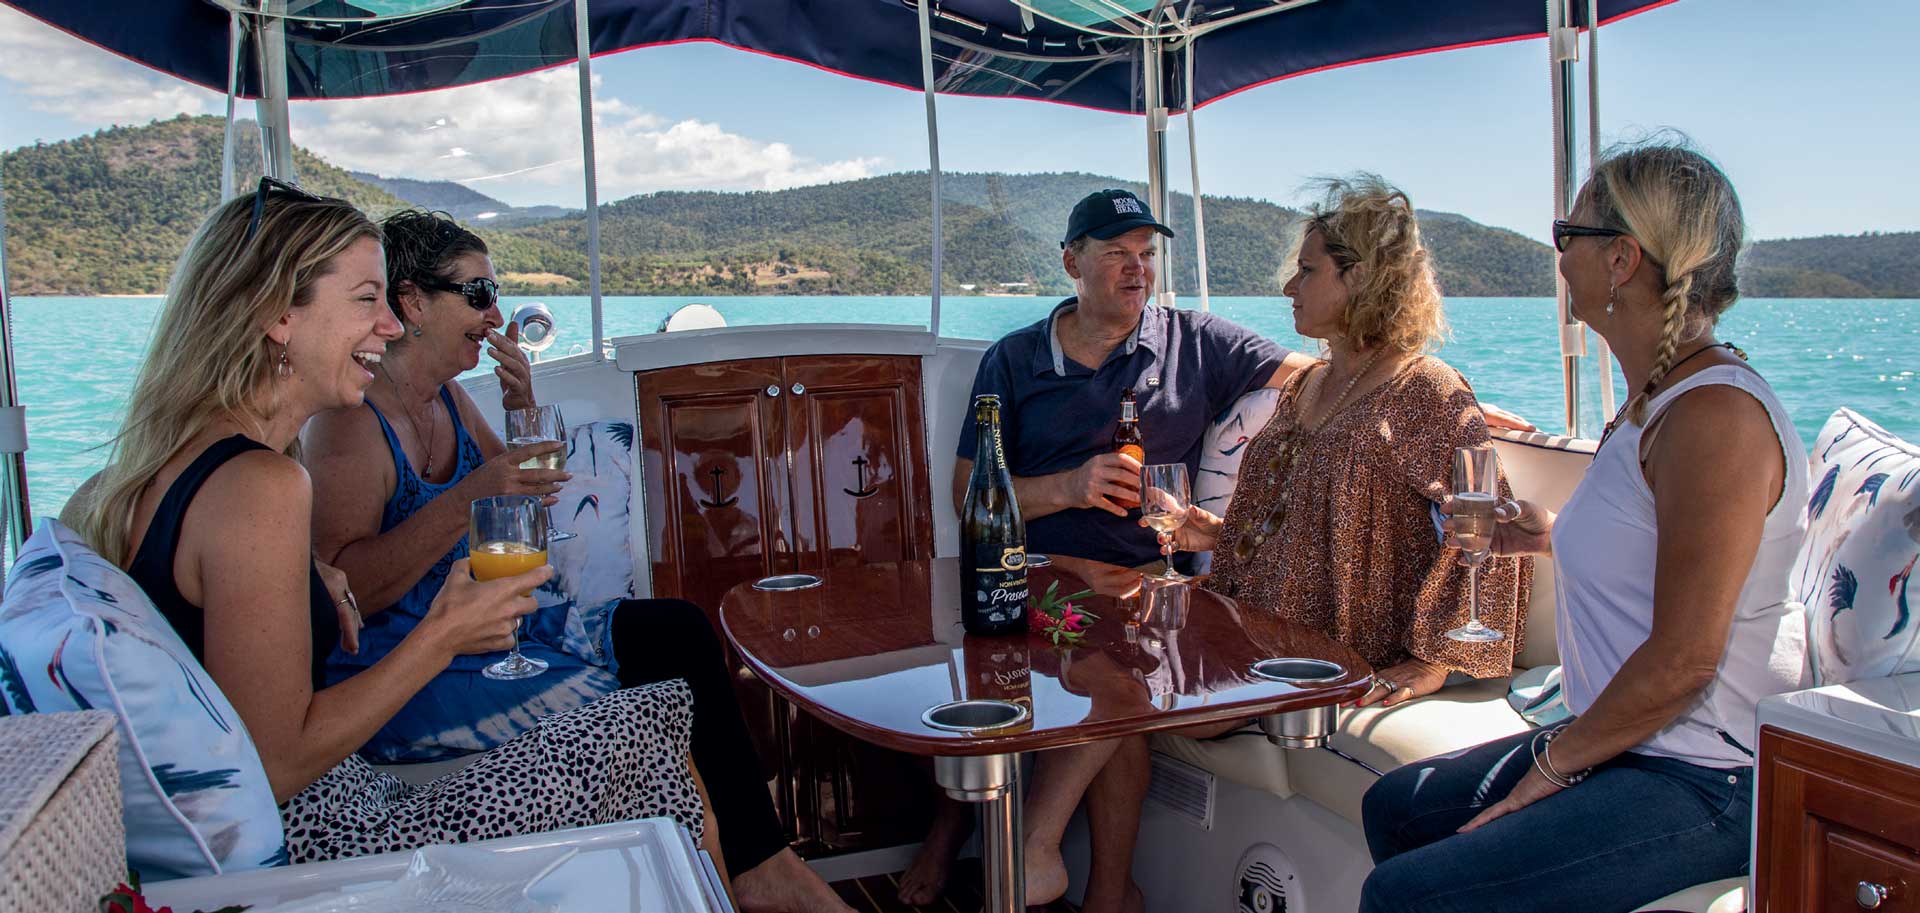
[{"xmin": 302, "ymin": 211, "xmax": 850, "ymax": 913}]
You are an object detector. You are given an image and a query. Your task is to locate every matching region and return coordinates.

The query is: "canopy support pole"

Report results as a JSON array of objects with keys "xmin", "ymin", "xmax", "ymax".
[
  {"xmin": 1548, "ymin": 0, "xmax": 1584, "ymax": 436},
  {"xmin": 223, "ymin": 11, "xmax": 243, "ymax": 200},
  {"xmin": 1586, "ymin": 0, "xmax": 1615, "ymax": 421},
  {"xmin": 0, "ymin": 151, "xmax": 30, "ymax": 555},
  {"xmin": 1183, "ymin": 37, "xmax": 1210, "ymax": 313},
  {"xmin": 917, "ymin": 0, "xmax": 945, "ymax": 337},
  {"xmin": 1143, "ymin": 35, "xmax": 1172, "ymax": 307},
  {"xmin": 254, "ymin": 1, "xmax": 296, "ymax": 182},
  {"xmin": 573, "ymin": 0, "xmax": 605, "ymax": 361}
]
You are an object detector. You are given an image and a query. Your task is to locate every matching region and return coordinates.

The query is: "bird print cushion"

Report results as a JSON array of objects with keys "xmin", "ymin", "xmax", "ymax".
[
  {"xmin": 0, "ymin": 519, "xmax": 285, "ymax": 878},
  {"xmin": 1797, "ymin": 409, "xmax": 1920, "ymax": 684},
  {"xmin": 1195, "ymin": 388, "xmax": 1281, "ymax": 518},
  {"xmin": 528, "ymin": 419, "xmax": 638, "ymax": 670}
]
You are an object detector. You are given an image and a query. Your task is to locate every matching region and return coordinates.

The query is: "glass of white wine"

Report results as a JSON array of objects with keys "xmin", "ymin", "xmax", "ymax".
[
  {"xmin": 504, "ymin": 403, "xmax": 575, "ymax": 542},
  {"xmin": 1445, "ymin": 444, "xmax": 1505, "ymax": 643},
  {"xmin": 1140, "ymin": 463, "xmax": 1192, "ymax": 581},
  {"xmin": 472, "ymin": 495, "xmax": 550, "ymax": 680}
]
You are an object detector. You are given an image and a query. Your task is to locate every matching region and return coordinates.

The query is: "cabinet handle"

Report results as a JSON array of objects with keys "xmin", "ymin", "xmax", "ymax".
[
  {"xmin": 1858, "ymin": 881, "xmax": 1891, "ymax": 909},
  {"xmin": 791, "ymin": 383, "xmax": 807, "ymax": 395},
  {"xmin": 765, "ymin": 385, "xmax": 781, "ymax": 398}
]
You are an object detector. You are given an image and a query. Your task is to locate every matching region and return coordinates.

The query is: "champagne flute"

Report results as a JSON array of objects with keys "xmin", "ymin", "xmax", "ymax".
[
  {"xmin": 1140, "ymin": 463, "xmax": 1192, "ymax": 581},
  {"xmin": 1445, "ymin": 444, "xmax": 1505, "ymax": 643},
  {"xmin": 472, "ymin": 494, "xmax": 551, "ymax": 680},
  {"xmin": 505, "ymin": 403, "xmax": 576, "ymax": 542}
]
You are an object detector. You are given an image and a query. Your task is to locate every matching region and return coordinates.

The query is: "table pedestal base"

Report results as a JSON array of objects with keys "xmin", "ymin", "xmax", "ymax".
[{"xmin": 935, "ymin": 754, "xmax": 1024, "ymax": 913}]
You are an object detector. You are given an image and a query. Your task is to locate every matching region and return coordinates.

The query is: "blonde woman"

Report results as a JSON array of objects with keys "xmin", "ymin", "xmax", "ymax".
[
  {"xmin": 1161, "ymin": 175, "xmax": 1530, "ymax": 703},
  {"xmin": 1360, "ymin": 142, "xmax": 1808, "ymax": 912},
  {"xmin": 68, "ymin": 182, "xmax": 707, "ymax": 864}
]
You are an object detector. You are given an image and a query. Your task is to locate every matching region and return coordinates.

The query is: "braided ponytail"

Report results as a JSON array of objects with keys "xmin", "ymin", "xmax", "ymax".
[{"xmin": 1582, "ymin": 137, "xmax": 1745, "ymax": 425}]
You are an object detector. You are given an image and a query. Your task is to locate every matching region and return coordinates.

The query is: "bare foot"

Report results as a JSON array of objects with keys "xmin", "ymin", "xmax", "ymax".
[
  {"xmin": 898, "ymin": 800, "xmax": 972, "ymax": 906},
  {"xmin": 1023, "ymin": 837, "xmax": 1070, "ymax": 907},
  {"xmin": 732, "ymin": 848, "xmax": 855, "ymax": 913}
]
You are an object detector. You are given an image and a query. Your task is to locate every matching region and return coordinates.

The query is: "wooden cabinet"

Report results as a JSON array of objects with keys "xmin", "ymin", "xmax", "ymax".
[
  {"xmin": 635, "ymin": 353, "xmax": 935, "ymax": 852},
  {"xmin": 1758, "ymin": 726, "xmax": 1920, "ymax": 912}
]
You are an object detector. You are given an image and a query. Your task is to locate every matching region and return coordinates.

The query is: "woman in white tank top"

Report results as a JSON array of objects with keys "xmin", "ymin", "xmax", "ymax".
[{"xmin": 1358, "ymin": 141, "xmax": 1809, "ymax": 913}]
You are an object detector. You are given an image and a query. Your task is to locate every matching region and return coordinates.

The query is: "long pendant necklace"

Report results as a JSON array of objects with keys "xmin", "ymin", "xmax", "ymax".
[
  {"xmin": 1231, "ymin": 348, "xmax": 1390, "ymax": 562},
  {"xmin": 385, "ymin": 368, "xmax": 441, "ymax": 478}
]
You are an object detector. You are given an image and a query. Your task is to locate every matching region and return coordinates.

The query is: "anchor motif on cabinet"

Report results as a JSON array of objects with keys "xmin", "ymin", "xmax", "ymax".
[
  {"xmin": 844, "ymin": 454, "xmax": 881, "ymax": 499},
  {"xmin": 698, "ymin": 465, "xmax": 739, "ymax": 509}
]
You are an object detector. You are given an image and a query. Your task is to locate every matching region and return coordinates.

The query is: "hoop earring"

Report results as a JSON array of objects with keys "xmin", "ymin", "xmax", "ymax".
[
  {"xmin": 276, "ymin": 344, "xmax": 292, "ymax": 378},
  {"xmin": 1605, "ymin": 283, "xmax": 1617, "ymax": 317}
]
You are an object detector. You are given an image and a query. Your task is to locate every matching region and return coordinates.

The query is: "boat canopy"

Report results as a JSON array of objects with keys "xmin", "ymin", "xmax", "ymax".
[{"xmin": 6, "ymin": 0, "xmax": 1665, "ymax": 112}]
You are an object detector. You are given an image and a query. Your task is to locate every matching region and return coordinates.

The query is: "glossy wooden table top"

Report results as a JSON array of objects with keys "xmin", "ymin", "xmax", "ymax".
[{"xmin": 720, "ymin": 555, "xmax": 1374, "ymax": 756}]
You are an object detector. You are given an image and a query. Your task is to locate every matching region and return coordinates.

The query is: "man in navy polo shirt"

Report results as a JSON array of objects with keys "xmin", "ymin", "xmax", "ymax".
[{"xmin": 952, "ymin": 188, "xmax": 1315, "ymax": 573}]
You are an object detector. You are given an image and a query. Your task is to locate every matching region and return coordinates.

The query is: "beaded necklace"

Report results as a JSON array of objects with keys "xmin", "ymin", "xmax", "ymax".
[
  {"xmin": 1595, "ymin": 341, "xmax": 1747, "ymax": 452},
  {"xmin": 1230, "ymin": 348, "xmax": 1390, "ymax": 562}
]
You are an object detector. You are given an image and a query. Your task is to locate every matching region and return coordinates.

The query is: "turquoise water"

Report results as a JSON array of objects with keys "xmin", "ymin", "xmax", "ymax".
[{"xmin": 14, "ymin": 295, "xmax": 1916, "ymax": 522}]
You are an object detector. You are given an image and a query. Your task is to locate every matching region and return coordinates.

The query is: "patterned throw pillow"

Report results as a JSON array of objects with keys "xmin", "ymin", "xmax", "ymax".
[
  {"xmin": 0, "ymin": 520, "xmax": 286, "ymax": 878},
  {"xmin": 1507, "ymin": 664, "xmax": 1572, "ymax": 727},
  {"xmin": 1797, "ymin": 409, "xmax": 1920, "ymax": 684},
  {"xmin": 529, "ymin": 419, "xmax": 638, "ymax": 670},
  {"xmin": 1194, "ymin": 388, "xmax": 1281, "ymax": 518}
]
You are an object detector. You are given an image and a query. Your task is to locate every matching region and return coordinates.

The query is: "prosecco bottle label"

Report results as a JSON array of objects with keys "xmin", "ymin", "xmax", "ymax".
[{"xmin": 968, "ymin": 543, "xmax": 1029, "ymax": 627}]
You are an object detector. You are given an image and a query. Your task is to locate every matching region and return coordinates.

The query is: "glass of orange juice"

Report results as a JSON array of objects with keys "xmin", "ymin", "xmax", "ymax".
[{"xmin": 472, "ymin": 495, "xmax": 549, "ymax": 681}]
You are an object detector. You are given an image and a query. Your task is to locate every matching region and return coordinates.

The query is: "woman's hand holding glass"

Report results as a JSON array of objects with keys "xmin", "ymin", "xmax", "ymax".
[
  {"xmin": 1138, "ymin": 504, "xmax": 1223, "ymax": 553},
  {"xmin": 455, "ymin": 440, "xmax": 570, "ymax": 508},
  {"xmin": 1439, "ymin": 496, "xmax": 1556, "ymax": 561},
  {"xmin": 420, "ymin": 556, "xmax": 549, "ymax": 658}
]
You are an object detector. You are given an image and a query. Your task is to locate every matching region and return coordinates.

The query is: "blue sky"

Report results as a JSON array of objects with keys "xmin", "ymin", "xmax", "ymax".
[{"xmin": 2, "ymin": 1, "xmax": 1914, "ymax": 243}]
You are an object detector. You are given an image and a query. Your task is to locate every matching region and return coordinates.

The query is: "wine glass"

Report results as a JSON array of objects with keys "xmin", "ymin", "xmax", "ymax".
[
  {"xmin": 504, "ymin": 404, "xmax": 576, "ymax": 543},
  {"xmin": 472, "ymin": 495, "xmax": 551, "ymax": 680},
  {"xmin": 1140, "ymin": 463, "xmax": 1192, "ymax": 581},
  {"xmin": 1445, "ymin": 444, "xmax": 1505, "ymax": 643}
]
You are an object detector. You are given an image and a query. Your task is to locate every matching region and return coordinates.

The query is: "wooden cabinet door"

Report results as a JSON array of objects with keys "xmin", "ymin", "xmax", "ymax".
[
  {"xmin": 782, "ymin": 354, "xmax": 934, "ymax": 586},
  {"xmin": 1758, "ymin": 726, "xmax": 1920, "ymax": 912},
  {"xmin": 635, "ymin": 358, "xmax": 789, "ymax": 626}
]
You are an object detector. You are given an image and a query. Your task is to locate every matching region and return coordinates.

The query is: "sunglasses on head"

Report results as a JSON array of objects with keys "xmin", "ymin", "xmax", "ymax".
[
  {"xmin": 244, "ymin": 176, "xmax": 330, "ymax": 243},
  {"xmin": 1551, "ymin": 219, "xmax": 1628, "ymax": 253},
  {"xmin": 418, "ymin": 276, "xmax": 500, "ymax": 311}
]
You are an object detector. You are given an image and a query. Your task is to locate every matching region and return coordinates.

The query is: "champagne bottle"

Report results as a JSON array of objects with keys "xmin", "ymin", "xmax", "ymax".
[
  {"xmin": 962, "ymin": 394, "xmax": 1028, "ymax": 635},
  {"xmin": 1112, "ymin": 387, "xmax": 1144, "ymax": 508}
]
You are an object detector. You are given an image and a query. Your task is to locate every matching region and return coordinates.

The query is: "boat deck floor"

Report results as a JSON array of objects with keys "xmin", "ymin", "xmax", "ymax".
[{"xmin": 826, "ymin": 860, "xmax": 1080, "ymax": 913}]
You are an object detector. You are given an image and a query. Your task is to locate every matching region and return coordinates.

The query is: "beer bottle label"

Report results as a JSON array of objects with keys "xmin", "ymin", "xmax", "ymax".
[{"xmin": 970, "ymin": 543, "xmax": 1029, "ymax": 625}]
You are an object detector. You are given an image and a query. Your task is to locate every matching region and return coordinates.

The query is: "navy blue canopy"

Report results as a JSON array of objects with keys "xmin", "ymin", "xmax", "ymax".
[{"xmin": 4, "ymin": 0, "xmax": 1674, "ymax": 113}]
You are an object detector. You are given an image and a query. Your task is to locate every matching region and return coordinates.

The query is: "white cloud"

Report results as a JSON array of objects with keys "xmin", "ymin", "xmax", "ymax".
[
  {"xmin": 290, "ymin": 68, "xmax": 881, "ymax": 205},
  {"xmin": 0, "ymin": 8, "xmax": 880, "ymax": 204},
  {"xmin": 0, "ymin": 6, "xmax": 222, "ymax": 127}
]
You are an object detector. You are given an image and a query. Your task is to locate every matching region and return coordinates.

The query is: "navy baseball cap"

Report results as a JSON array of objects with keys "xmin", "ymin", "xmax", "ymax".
[{"xmin": 1062, "ymin": 189, "xmax": 1175, "ymax": 248}]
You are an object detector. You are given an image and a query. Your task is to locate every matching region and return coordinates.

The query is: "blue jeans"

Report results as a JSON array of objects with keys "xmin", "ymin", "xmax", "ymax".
[{"xmin": 1360, "ymin": 727, "xmax": 1752, "ymax": 913}]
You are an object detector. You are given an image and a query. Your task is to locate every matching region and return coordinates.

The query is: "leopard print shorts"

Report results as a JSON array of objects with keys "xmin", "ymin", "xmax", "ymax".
[{"xmin": 280, "ymin": 680, "xmax": 703, "ymax": 863}]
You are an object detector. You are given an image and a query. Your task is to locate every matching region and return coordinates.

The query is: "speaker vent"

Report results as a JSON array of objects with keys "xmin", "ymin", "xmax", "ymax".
[
  {"xmin": 1146, "ymin": 752, "xmax": 1214, "ymax": 830},
  {"xmin": 1235, "ymin": 843, "xmax": 1303, "ymax": 913}
]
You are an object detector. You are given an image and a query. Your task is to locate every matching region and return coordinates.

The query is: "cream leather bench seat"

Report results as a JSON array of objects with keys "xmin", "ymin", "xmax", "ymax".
[{"xmin": 1159, "ymin": 429, "xmax": 1744, "ymax": 913}]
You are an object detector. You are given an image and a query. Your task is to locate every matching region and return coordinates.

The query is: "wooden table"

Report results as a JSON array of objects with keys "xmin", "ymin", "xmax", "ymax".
[{"xmin": 721, "ymin": 554, "xmax": 1373, "ymax": 913}]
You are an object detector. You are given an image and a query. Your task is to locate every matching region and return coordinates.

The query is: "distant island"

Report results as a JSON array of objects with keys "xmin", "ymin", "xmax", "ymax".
[{"xmin": 3, "ymin": 115, "xmax": 1914, "ymax": 299}]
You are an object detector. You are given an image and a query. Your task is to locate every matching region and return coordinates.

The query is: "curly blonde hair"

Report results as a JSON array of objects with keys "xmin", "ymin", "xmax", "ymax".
[
  {"xmin": 1579, "ymin": 138, "xmax": 1744, "ymax": 424},
  {"xmin": 1286, "ymin": 175, "xmax": 1447, "ymax": 353}
]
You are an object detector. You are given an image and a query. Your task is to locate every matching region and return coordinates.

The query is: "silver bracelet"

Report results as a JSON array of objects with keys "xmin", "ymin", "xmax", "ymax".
[{"xmin": 1538, "ymin": 729, "xmax": 1590, "ymax": 786}]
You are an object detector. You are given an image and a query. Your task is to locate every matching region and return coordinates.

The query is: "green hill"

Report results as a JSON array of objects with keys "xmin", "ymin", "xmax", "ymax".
[{"xmin": 8, "ymin": 116, "xmax": 1911, "ymax": 299}]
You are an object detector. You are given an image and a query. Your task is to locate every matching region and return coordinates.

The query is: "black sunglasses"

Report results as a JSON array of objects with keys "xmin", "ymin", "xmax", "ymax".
[
  {"xmin": 418, "ymin": 276, "xmax": 500, "ymax": 311},
  {"xmin": 244, "ymin": 176, "xmax": 329, "ymax": 243},
  {"xmin": 1551, "ymin": 219, "xmax": 1628, "ymax": 253}
]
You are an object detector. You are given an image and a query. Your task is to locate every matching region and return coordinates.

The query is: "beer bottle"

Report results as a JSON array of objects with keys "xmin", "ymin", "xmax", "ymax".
[
  {"xmin": 962, "ymin": 394, "xmax": 1028, "ymax": 635},
  {"xmin": 1112, "ymin": 387, "xmax": 1145, "ymax": 508}
]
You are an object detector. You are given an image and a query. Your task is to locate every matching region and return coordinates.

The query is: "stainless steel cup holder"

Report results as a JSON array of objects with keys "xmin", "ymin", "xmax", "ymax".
[
  {"xmin": 1258, "ymin": 705, "xmax": 1338, "ymax": 749},
  {"xmin": 752, "ymin": 574, "xmax": 823, "ymax": 592},
  {"xmin": 921, "ymin": 699, "xmax": 1030, "ymax": 733},
  {"xmin": 1249, "ymin": 657, "xmax": 1347, "ymax": 684},
  {"xmin": 1025, "ymin": 553, "xmax": 1053, "ymax": 568}
]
